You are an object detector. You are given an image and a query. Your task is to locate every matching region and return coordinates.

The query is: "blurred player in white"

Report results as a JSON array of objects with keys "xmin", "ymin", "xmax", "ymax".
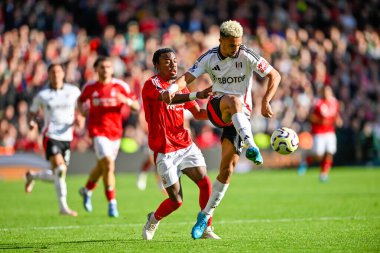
[
  {"xmin": 78, "ymin": 56, "xmax": 139, "ymax": 217},
  {"xmin": 26, "ymin": 63, "xmax": 81, "ymax": 217},
  {"xmin": 298, "ymin": 85, "xmax": 342, "ymax": 182},
  {"xmin": 141, "ymin": 48, "xmax": 219, "ymax": 240},
  {"xmin": 162, "ymin": 20, "xmax": 281, "ymax": 239}
]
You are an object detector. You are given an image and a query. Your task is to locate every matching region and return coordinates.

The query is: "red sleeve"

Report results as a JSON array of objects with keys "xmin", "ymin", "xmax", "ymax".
[
  {"xmin": 142, "ymin": 80, "xmax": 161, "ymax": 101},
  {"xmin": 79, "ymin": 85, "xmax": 91, "ymax": 102}
]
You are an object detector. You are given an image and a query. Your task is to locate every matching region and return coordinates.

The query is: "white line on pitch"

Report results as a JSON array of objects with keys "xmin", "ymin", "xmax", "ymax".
[{"xmin": 0, "ymin": 216, "xmax": 379, "ymax": 232}]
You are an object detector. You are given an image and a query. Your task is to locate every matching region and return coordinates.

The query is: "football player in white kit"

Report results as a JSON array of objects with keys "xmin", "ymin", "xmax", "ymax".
[
  {"xmin": 162, "ymin": 20, "xmax": 281, "ymax": 239},
  {"xmin": 25, "ymin": 63, "xmax": 81, "ymax": 216}
]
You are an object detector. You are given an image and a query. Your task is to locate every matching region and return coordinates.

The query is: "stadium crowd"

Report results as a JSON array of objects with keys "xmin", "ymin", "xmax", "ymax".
[{"xmin": 0, "ymin": 0, "xmax": 380, "ymax": 165}]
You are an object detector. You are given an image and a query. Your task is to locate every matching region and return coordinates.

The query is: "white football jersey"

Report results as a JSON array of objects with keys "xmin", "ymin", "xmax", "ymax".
[
  {"xmin": 30, "ymin": 83, "xmax": 81, "ymax": 141},
  {"xmin": 188, "ymin": 44, "xmax": 273, "ymax": 113}
]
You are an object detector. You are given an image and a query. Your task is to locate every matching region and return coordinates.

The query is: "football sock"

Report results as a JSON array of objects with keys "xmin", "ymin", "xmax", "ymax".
[
  {"xmin": 33, "ymin": 169, "xmax": 54, "ymax": 182},
  {"xmin": 54, "ymin": 164, "xmax": 69, "ymax": 211},
  {"xmin": 197, "ymin": 176, "xmax": 213, "ymax": 226},
  {"xmin": 154, "ymin": 199, "xmax": 182, "ymax": 221},
  {"xmin": 105, "ymin": 186, "xmax": 116, "ymax": 202},
  {"xmin": 321, "ymin": 158, "xmax": 333, "ymax": 174},
  {"xmin": 203, "ymin": 179, "xmax": 229, "ymax": 218},
  {"xmin": 85, "ymin": 180, "xmax": 97, "ymax": 191},
  {"xmin": 232, "ymin": 112, "xmax": 257, "ymax": 148}
]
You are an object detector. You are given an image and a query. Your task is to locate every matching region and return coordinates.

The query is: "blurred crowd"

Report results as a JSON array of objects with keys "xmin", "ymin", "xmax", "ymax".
[{"xmin": 1, "ymin": 0, "xmax": 380, "ymax": 165}]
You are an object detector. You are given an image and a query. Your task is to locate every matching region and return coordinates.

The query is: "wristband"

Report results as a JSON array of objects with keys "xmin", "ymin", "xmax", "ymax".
[
  {"xmin": 167, "ymin": 83, "xmax": 179, "ymax": 95},
  {"xmin": 189, "ymin": 92, "xmax": 197, "ymax": 101},
  {"xmin": 126, "ymin": 98, "xmax": 133, "ymax": 106}
]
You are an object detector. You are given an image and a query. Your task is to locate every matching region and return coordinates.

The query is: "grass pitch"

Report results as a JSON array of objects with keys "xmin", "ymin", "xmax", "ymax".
[{"xmin": 0, "ymin": 167, "xmax": 379, "ymax": 252}]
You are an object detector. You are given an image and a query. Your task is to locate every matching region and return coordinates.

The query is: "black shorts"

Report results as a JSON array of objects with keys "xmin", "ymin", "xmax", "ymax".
[
  {"xmin": 207, "ymin": 95, "xmax": 243, "ymax": 155},
  {"xmin": 43, "ymin": 137, "xmax": 71, "ymax": 165}
]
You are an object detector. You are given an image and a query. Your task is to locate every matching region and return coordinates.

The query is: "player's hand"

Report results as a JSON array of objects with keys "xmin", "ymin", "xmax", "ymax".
[
  {"xmin": 196, "ymin": 86, "xmax": 214, "ymax": 99},
  {"xmin": 162, "ymin": 90, "xmax": 175, "ymax": 104},
  {"xmin": 29, "ymin": 120, "xmax": 37, "ymax": 130},
  {"xmin": 261, "ymin": 100, "xmax": 274, "ymax": 118}
]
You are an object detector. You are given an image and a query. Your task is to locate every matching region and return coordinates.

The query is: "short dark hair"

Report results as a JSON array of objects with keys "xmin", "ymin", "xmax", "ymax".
[
  {"xmin": 47, "ymin": 63, "xmax": 63, "ymax": 72},
  {"xmin": 93, "ymin": 56, "xmax": 110, "ymax": 68},
  {"xmin": 152, "ymin": 48, "xmax": 175, "ymax": 65}
]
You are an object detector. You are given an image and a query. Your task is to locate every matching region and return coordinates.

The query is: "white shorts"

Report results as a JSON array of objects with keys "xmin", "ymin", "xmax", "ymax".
[
  {"xmin": 93, "ymin": 136, "xmax": 121, "ymax": 161},
  {"xmin": 311, "ymin": 132, "xmax": 337, "ymax": 156},
  {"xmin": 156, "ymin": 143, "xmax": 206, "ymax": 188}
]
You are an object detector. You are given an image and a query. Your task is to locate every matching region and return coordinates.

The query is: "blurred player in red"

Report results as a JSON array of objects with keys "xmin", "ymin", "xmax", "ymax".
[
  {"xmin": 141, "ymin": 48, "xmax": 220, "ymax": 240},
  {"xmin": 26, "ymin": 63, "xmax": 81, "ymax": 217},
  {"xmin": 78, "ymin": 56, "xmax": 140, "ymax": 217},
  {"xmin": 298, "ymin": 85, "xmax": 343, "ymax": 182}
]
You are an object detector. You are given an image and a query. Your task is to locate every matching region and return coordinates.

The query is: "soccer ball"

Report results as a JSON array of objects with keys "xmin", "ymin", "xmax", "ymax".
[{"xmin": 270, "ymin": 127, "xmax": 299, "ymax": 155}]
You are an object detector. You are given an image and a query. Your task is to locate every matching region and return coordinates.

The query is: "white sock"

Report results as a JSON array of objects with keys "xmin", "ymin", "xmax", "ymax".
[
  {"xmin": 203, "ymin": 179, "xmax": 229, "ymax": 218},
  {"xmin": 33, "ymin": 170, "xmax": 54, "ymax": 182},
  {"xmin": 54, "ymin": 164, "xmax": 68, "ymax": 211},
  {"xmin": 231, "ymin": 112, "xmax": 257, "ymax": 148}
]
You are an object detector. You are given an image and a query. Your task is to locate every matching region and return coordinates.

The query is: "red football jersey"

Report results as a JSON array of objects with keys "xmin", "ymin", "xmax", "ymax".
[
  {"xmin": 142, "ymin": 75, "xmax": 197, "ymax": 154},
  {"xmin": 310, "ymin": 97, "xmax": 339, "ymax": 134},
  {"xmin": 79, "ymin": 78, "xmax": 132, "ymax": 140}
]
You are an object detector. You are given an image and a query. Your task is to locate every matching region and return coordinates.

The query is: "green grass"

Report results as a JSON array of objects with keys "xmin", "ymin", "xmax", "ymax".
[{"xmin": 0, "ymin": 167, "xmax": 379, "ymax": 252}]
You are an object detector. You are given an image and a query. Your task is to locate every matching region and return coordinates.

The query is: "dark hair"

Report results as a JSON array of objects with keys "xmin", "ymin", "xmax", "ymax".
[
  {"xmin": 152, "ymin": 48, "xmax": 175, "ymax": 65},
  {"xmin": 47, "ymin": 63, "xmax": 63, "ymax": 72},
  {"xmin": 93, "ymin": 56, "xmax": 110, "ymax": 68}
]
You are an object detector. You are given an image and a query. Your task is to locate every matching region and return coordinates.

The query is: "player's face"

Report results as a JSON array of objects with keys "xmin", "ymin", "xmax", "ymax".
[
  {"xmin": 219, "ymin": 36, "xmax": 242, "ymax": 58},
  {"xmin": 156, "ymin": 52, "xmax": 177, "ymax": 81},
  {"xmin": 48, "ymin": 65, "xmax": 65, "ymax": 89},
  {"xmin": 96, "ymin": 60, "xmax": 114, "ymax": 81}
]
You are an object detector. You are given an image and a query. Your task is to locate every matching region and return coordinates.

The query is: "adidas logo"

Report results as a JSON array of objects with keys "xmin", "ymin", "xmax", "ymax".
[{"xmin": 212, "ymin": 65, "xmax": 221, "ymax": 71}]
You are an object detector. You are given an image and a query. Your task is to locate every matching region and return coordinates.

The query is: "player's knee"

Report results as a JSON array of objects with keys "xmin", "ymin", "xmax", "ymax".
[
  {"xmin": 226, "ymin": 95, "xmax": 242, "ymax": 110},
  {"xmin": 197, "ymin": 175, "xmax": 211, "ymax": 190},
  {"xmin": 169, "ymin": 198, "xmax": 183, "ymax": 210}
]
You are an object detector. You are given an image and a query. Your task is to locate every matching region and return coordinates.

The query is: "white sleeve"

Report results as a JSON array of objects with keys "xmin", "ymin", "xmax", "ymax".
[
  {"xmin": 30, "ymin": 93, "xmax": 42, "ymax": 113},
  {"xmin": 187, "ymin": 51, "xmax": 211, "ymax": 78}
]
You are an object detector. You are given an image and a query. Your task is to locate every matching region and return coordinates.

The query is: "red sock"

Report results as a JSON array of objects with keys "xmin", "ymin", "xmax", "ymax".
[
  {"xmin": 321, "ymin": 159, "xmax": 333, "ymax": 174},
  {"xmin": 85, "ymin": 180, "xmax": 97, "ymax": 191},
  {"xmin": 105, "ymin": 187, "xmax": 116, "ymax": 201},
  {"xmin": 197, "ymin": 176, "xmax": 213, "ymax": 226},
  {"xmin": 141, "ymin": 159, "xmax": 152, "ymax": 172},
  {"xmin": 154, "ymin": 198, "xmax": 182, "ymax": 220},
  {"xmin": 306, "ymin": 156, "xmax": 313, "ymax": 166}
]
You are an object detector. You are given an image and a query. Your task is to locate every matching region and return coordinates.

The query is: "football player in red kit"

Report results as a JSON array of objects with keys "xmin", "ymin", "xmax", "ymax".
[
  {"xmin": 298, "ymin": 85, "xmax": 343, "ymax": 182},
  {"xmin": 141, "ymin": 48, "xmax": 220, "ymax": 240}
]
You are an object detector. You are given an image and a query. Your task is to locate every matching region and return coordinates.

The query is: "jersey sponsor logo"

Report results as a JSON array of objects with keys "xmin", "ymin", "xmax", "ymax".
[
  {"xmin": 166, "ymin": 104, "xmax": 184, "ymax": 111},
  {"xmin": 189, "ymin": 62, "xmax": 199, "ymax": 72},
  {"xmin": 212, "ymin": 65, "xmax": 221, "ymax": 71},
  {"xmin": 216, "ymin": 75, "xmax": 246, "ymax": 84},
  {"xmin": 257, "ymin": 59, "xmax": 269, "ymax": 73}
]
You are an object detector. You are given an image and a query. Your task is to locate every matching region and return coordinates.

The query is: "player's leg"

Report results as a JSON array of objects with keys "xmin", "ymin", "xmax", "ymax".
[
  {"xmin": 25, "ymin": 137, "xmax": 54, "ymax": 193},
  {"xmin": 92, "ymin": 136, "xmax": 120, "ymax": 217},
  {"xmin": 137, "ymin": 152, "xmax": 154, "ymax": 191},
  {"xmin": 180, "ymin": 143, "xmax": 220, "ymax": 239},
  {"xmin": 143, "ymin": 151, "xmax": 183, "ymax": 240},
  {"xmin": 79, "ymin": 162, "xmax": 101, "ymax": 212},
  {"xmin": 99, "ymin": 155, "xmax": 119, "ymax": 217},
  {"xmin": 49, "ymin": 140, "xmax": 77, "ymax": 217},
  {"xmin": 320, "ymin": 133, "xmax": 337, "ymax": 182},
  {"xmin": 208, "ymin": 95, "xmax": 262, "ymax": 165},
  {"xmin": 25, "ymin": 169, "xmax": 54, "ymax": 193}
]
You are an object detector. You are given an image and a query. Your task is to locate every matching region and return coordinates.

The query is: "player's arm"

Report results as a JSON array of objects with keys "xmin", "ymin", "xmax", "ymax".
[
  {"xmin": 28, "ymin": 111, "xmax": 38, "ymax": 130},
  {"xmin": 116, "ymin": 92, "xmax": 140, "ymax": 111},
  {"xmin": 159, "ymin": 86, "xmax": 213, "ymax": 104},
  {"xmin": 261, "ymin": 68, "xmax": 281, "ymax": 118},
  {"xmin": 187, "ymin": 104, "xmax": 208, "ymax": 120},
  {"xmin": 162, "ymin": 72, "xmax": 196, "ymax": 104}
]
